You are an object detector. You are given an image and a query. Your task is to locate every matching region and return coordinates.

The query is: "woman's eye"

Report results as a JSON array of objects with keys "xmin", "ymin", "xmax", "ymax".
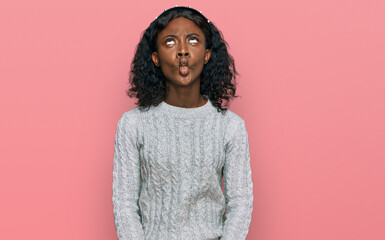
[
  {"xmin": 189, "ymin": 38, "xmax": 198, "ymax": 44},
  {"xmin": 165, "ymin": 39, "xmax": 175, "ymax": 45}
]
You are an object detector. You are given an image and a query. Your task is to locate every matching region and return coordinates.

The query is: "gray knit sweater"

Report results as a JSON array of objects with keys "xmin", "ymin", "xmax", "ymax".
[{"xmin": 112, "ymin": 99, "xmax": 253, "ymax": 240}]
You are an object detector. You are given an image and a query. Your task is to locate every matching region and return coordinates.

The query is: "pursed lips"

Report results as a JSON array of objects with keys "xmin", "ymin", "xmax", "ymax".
[{"xmin": 178, "ymin": 56, "xmax": 189, "ymax": 76}]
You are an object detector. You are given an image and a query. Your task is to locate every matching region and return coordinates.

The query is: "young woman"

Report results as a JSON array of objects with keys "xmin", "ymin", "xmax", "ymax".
[{"xmin": 112, "ymin": 6, "xmax": 253, "ymax": 240}]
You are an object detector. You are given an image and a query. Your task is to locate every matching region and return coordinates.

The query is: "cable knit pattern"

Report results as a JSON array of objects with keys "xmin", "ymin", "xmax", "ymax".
[{"xmin": 112, "ymin": 99, "xmax": 253, "ymax": 240}]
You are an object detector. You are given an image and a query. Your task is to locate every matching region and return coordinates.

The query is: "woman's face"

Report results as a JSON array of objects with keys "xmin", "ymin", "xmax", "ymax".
[{"xmin": 152, "ymin": 17, "xmax": 211, "ymax": 88}]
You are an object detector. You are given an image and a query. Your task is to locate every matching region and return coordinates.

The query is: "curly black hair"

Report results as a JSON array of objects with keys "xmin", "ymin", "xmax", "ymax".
[{"xmin": 126, "ymin": 6, "xmax": 239, "ymax": 113}]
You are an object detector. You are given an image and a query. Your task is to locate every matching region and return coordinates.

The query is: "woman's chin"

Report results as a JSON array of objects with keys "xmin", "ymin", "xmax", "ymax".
[
  {"xmin": 165, "ymin": 73, "xmax": 200, "ymax": 87},
  {"xmin": 172, "ymin": 75, "xmax": 195, "ymax": 86}
]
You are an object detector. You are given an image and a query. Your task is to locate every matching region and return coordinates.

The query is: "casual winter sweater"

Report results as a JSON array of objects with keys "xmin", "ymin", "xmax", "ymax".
[{"xmin": 112, "ymin": 99, "xmax": 253, "ymax": 240}]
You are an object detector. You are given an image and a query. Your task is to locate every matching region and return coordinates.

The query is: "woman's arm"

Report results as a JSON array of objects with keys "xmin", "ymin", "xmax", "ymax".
[
  {"xmin": 221, "ymin": 120, "xmax": 254, "ymax": 240},
  {"xmin": 112, "ymin": 113, "xmax": 145, "ymax": 240}
]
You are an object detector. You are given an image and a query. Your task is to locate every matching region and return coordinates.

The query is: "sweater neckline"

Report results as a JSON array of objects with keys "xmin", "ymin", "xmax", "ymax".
[{"xmin": 158, "ymin": 98, "xmax": 213, "ymax": 119}]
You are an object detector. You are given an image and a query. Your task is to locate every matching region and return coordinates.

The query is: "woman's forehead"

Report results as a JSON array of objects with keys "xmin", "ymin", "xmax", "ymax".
[{"xmin": 159, "ymin": 17, "xmax": 203, "ymax": 36}]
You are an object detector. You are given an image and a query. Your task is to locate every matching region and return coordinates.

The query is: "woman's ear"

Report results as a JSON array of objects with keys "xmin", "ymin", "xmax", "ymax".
[
  {"xmin": 152, "ymin": 52, "xmax": 160, "ymax": 67},
  {"xmin": 204, "ymin": 49, "xmax": 211, "ymax": 64}
]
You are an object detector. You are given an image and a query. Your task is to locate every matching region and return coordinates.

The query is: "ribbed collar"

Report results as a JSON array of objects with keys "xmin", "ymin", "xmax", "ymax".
[{"xmin": 157, "ymin": 98, "xmax": 215, "ymax": 119}]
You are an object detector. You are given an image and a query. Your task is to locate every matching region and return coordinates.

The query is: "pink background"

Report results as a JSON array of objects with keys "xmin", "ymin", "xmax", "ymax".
[{"xmin": 1, "ymin": 0, "xmax": 384, "ymax": 239}]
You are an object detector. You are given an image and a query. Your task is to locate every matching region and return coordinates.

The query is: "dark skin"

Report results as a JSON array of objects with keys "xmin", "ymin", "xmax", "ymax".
[{"xmin": 152, "ymin": 17, "xmax": 211, "ymax": 108}]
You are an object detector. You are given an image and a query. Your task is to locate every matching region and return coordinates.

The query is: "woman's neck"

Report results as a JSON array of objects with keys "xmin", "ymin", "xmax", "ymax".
[{"xmin": 163, "ymin": 85, "xmax": 207, "ymax": 108}]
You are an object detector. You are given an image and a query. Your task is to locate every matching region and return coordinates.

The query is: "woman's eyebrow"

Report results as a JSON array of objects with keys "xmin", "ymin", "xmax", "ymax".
[
  {"xmin": 162, "ymin": 33, "xmax": 200, "ymax": 39},
  {"xmin": 187, "ymin": 33, "xmax": 200, "ymax": 38},
  {"xmin": 162, "ymin": 34, "xmax": 177, "ymax": 39}
]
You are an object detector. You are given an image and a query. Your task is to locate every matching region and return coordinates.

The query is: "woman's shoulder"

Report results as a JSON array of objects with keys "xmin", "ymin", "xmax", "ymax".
[
  {"xmin": 116, "ymin": 107, "xmax": 143, "ymax": 130},
  {"xmin": 219, "ymin": 108, "xmax": 247, "ymax": 142},
  {"xmin": 121, "ymin": 106, "xmax": 141, "ymax": 118},
  {"xmin": 220, "ymin": 108, "xmax": 245, "ymax": 126}
]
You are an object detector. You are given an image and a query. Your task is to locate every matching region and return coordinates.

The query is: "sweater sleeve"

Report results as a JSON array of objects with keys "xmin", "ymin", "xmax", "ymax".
[
  {"xmin": 221, "ymin": 120, "xmax": 254, "ymax": 240},
  {"xmin": 112, "ymin": 113, "xmax": 145, "ymax": 240}
]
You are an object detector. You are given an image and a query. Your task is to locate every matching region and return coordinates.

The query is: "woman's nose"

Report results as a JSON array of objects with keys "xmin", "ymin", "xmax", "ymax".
[
  {"xmin": 177, "ymin": 42, "xmax": 189, "ymax": 57},
  {"xmin": 177, "ymin": 52, "xmax": 189, "ymax": 57}
]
